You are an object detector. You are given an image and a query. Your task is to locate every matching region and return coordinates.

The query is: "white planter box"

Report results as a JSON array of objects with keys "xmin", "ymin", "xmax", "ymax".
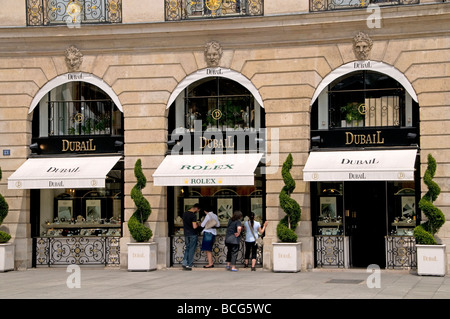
[
  {"xmin": 273, "ymin": 242, "xmax": 302, "ymax": 272},
  {"xmin": 416, "ymin": 244, "xmax": 446, "ymax": 276},
  {"xmin": 0, "ymin": 243, "xmax": 14, "ymax": 272},
  {"xmin": 127, "ymin": 242, "xmax": 157, "ymax": 271}
]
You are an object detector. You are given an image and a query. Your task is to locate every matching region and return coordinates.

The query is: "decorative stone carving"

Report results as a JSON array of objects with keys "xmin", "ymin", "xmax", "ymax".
[
  {"xmin": 65, "ymin": 45, "xmax": 83, "ymax": 72},
  {"xmin": 353, "ymin": 32, "xmax": 373, "ymax": 60},
  {"xmin": 204, "ymin": 41, "xmax": 223, "ymax": 68}
]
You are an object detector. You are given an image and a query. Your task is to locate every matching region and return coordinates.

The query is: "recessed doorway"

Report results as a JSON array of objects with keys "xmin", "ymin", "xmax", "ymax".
[{"xmin": 345, "ymin": 181, "xmax": 387, "ymax": 268}]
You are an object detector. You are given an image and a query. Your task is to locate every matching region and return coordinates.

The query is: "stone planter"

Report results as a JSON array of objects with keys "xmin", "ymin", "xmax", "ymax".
[
  {"xmin": 0, "ymin": 243, "xmax": 14, "ymax": 272},
  {"xmin": 416, "ymin": 244, "xmax": 446, "ymax": 276},
  {"xmin": 273, "ymin": 242, "xmax": 302, "ymax": 272},
  {"xmin": 127, "ymin": 242, "xmax": 157, "ymax": 271}
]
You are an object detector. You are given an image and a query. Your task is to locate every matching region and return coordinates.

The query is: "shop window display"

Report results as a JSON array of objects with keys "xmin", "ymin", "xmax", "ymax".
[
  {"xmin": 39, "ymin": 165, "xmax": 123, "ymax": 238},
  {"xmin": 30, "ymin": 81, "xmax": 124, "ymax": 266}
]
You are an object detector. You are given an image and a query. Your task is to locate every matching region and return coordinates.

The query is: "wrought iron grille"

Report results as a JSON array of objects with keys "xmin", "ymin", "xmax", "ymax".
[
  {"xmin": 165, "ymin": 0, "xmax": 263, "ymax": 21},
  {"xmin": 48, "ymin": 100, "xmax": 116, "ymax": 136},
  {"xmin": 26, "ymin": 0, "xmax": 122, "ymax": 26},
  {"xmin": 385, "ymin": 236, "xmax": 417, "ymax": 269},
  {"xmin": 172, "ymin": 235, "xmax": 263, "ymax": 266},
  {"xmin": 310, "ymin": 0, "xmax": 420, "ymax": 11},
  {"xmin": 315, "ymin": 235, "xmax": 346, "ymax": 268},
  {"xmin": 35, "ymin": 236, "xmax": 120, "ymax": 266}
]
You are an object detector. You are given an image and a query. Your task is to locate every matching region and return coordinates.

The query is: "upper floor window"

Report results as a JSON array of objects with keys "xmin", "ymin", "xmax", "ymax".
[
  {"xmin": 165, "ymin": 0, "xmax": 263, "ymax": 21},
  {"xmin": 33, "ymin": 82, "xmax": 123, "ymax": 138},
  {"xmin": 26, "ymin": 0, "xmax": 122, "ymax": 26},
  {"xmin": 310, "ymin": 0, "xmax": 419, "ymax": 12},
  {"xmin": 170, "ymin": 77, "xmax": 262, "ymax": 132},
  {"xmin": 312, "ymin": 71, "xmax": 418, "ymax": 131}
]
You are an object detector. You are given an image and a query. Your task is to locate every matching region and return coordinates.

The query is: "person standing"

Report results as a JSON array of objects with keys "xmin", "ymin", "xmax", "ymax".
[
  {"xmin": 200, "ymin": 209, "xmax": 220, "ymax": 268},
  {"xmin": 244, "ymin": 212, "xmax": 268, "ymax": 271},
  {"xmin": 225, "ymin": 210, "xmax": 243, "ymax": 272},
  {"xmin": 182, "ymin": 203, "xmax": 201, "ymax": 270}
]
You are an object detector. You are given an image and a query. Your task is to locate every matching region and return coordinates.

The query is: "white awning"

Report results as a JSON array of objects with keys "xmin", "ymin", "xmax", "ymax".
[
  {"xmin": 303, "ymin": 149, "xmax": 417, "ymax": 181},
  {"xmin": 153, "ymin": 153, "xmax": 263, "ymax": 186},
  {"xmin": 8, "ymin": 156, "xmax": 121, "ymax": 189}
]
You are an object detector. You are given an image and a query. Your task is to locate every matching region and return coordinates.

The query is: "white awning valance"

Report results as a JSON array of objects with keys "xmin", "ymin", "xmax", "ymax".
[
  {"xmin": 153, "ymin": 153, "xmax": 263, "ymax": 186},
  {"xmin": 8, "ymin": 156, "xmax": 121, "ymax": 189},
  {"xmin": 303, "ymin": 149, "xmax": 417, "ymax": 181}
]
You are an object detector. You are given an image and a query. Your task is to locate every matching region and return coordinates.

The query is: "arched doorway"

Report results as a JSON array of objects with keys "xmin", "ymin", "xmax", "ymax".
[{"xmin": 306, "ymin": 66, "xmax": 420, "ymax": 269}]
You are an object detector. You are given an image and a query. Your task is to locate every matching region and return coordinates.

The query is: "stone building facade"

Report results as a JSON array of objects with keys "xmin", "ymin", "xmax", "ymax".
[{"xmin": 0, "ymin": 0, "xmax": 448, "ymax": 272}]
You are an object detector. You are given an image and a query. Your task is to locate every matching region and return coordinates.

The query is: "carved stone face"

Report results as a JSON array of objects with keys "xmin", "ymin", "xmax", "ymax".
[
  {"xmin": 65, "ymin": 46, "xmax": 83, "ymax": 72},
  {"xmin": 204, "ymin": 41, "xmax": 222, "ymax": 68},
  {"xmin": 354, "ymin": 40, "xmax": 371, "ymax": 60},
  {"xmin": 353, "ymin": 32, "xmax": 373, "ymax": 61}
]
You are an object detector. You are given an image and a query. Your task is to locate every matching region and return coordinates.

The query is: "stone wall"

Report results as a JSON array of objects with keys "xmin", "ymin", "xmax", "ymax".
[{"xmin": 0, "ymin": 3, "xmax": 448, "ymax": 271}]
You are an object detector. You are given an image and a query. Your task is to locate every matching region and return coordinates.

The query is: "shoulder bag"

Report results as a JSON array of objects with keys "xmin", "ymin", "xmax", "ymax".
[{"xmin": 247, "ymin": 221, "xmax": 263, "ymax": 246}]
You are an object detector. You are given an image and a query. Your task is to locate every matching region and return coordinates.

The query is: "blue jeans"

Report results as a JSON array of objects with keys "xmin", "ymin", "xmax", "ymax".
[{"xmin": 183, "ymin": 235, "xmax": 198, "ymax": 267}]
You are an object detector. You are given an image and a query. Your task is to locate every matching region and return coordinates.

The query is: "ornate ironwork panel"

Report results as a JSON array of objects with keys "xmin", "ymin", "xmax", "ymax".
[
  {"xmin": 310, "ymin": 0, "xmax": 419, "ymax": 12},
  {"xmin": 165, "ymin": 0, "xmax": 263, "ymax": 21},
  {"xmin": 26, "ymin": 0, "xmax": 122, "ymax": 26},
  {"xmin": 172, "ymin": 235, "xmax": 263, "ymax": 266},
  {"xmin": 316, "ymin": 235, "xmax": 346, "ymax": 268},
  {"xmin": 35, "ymin": 237, "xmax": 120, "ymax": 266},
  {"xmin": 385, "ymin": 236, "xmax": 417, "ymax": 269}
]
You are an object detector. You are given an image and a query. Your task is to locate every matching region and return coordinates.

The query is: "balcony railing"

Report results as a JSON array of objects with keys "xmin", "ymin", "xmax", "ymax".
[
  {"xmin": 165, "ymin": 0, "xmax": 263, "ymax": 21},
  {"xmin": 26, "ymin": 0, "xmax": 122, "ymax": 26},
  {"xmin": 310, "ymin": 0, "xmax": 419, "ymax": 12}
]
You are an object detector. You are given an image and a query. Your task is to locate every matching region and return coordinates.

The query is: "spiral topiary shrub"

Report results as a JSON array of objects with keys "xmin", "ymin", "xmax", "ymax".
[
  {"xmin": 128, "ymin": 159, "xmax": 152, "ymax": 242},
  {"xmin": 414, "ymin": 154, "xmax": 445, "ymax": 245},
  {"xmin": 277, "ymin": 153, "xmax": 301, "ymax": 242},
  {"xmin": 0, "ymin": 167, "xmax": 11, "ymax": 243}
]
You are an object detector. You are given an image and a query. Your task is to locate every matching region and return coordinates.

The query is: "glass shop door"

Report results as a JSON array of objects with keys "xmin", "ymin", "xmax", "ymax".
[{"xmin": 345, "ymin": 181, "xmax": 387, "ymax": 268}]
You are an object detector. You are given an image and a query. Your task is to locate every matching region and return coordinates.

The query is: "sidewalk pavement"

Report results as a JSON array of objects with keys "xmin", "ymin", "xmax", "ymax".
[{"xmin": 0, "ymin": 266, "xmax": 449, "ymax": 300}]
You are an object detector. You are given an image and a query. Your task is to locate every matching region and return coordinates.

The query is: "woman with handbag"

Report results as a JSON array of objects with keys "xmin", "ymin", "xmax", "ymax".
[
  {"xmin": 243, "ymin": 212, "xmax": 268, "ymax": 271},
  {"xmin": 200, "ymin": 209, "xmax": 220, "ymax": 268},
  {"xmin": 225, "ymin": 210, "xmax": 243, "ymax": 272}
]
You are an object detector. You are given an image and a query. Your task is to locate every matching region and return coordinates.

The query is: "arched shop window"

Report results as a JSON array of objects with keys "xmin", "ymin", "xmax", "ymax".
[
  {"xmin": 33, "ymin": 81, "xmax": 123, "ymax": 138},
  {"xmin": 311, "ymin": 70, "xmax": 419, "ymax": 148},
  {"xmin": 28, "ymin": 81, "xmax": 124, "ymax": 266},
  {"xmin": 312, "ymin": 71, "xmax": 418, "ymax": 130},
  {"xmin": 169, "ymin": 77, "xmax": 263, "ymax": 133},
  {"xmin": 167, "ymin": 76, "xmax": 265, "ymax": 266}
]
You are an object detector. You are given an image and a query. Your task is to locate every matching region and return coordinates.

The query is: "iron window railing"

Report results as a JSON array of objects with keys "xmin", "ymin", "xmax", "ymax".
[
  {"xmin": 34, "ymin": 236, "xmax": 120, "ymax": 266},
  {"xmin": 47, "ymin": 100, "xmax": 121, "ymax": 136},
  {"xmin": 310, "ymin": 0, "xmax": 420, "ymax": 12},
  {"xmin": 165, "ymin": 0, "xmax": 263, "ymax": 21},
  {"xmin": 26, "ymin": 0, "xmax": 122, "ymax": 26}
]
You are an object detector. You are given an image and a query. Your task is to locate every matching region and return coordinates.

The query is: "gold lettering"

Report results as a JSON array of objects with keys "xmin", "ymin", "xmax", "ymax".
[
  {"xmin": 345, "ymin": 131, "xmax": 385, "ymax": 145},
  {"xmin": 62, "ymin": 140, "xmax": 69, "ymax": 151},
  {"xmin": 345, "ymin": 132, "xmax": 353, "ymax": 145},
  {"xmin": 376, "ymin": 131, "xmax": 384, "ymax": 144},
  {"xmin": 61, "ymin": 139, "xmax": 97, "ymax": 152},
  {"xmin": 199, "ymin": 136, "xmax": 235, "ymax": 149}
]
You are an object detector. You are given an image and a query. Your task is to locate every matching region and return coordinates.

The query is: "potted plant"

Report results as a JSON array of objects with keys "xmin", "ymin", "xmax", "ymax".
[
  {"xmin": 0, "ymin": 167, "xmax": 14, "ymax": 272},
  {"xmin": 127, "ymin": 159, "xmax": 157, "ymax": 271},
  {"xmin": 273, "ymin": 153, "xmax": 302, "ymax": 272},
  {"xmin": 414, "ymin": 154, "xmax": 446, "ymax": 276},
  {"xmin": 340, "ymin": 102, "xmax": 364, "ymax": 127}
]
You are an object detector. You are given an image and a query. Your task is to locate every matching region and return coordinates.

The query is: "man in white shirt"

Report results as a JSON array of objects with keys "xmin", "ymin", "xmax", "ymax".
[{"xmin": 200, "ymin": 209, "xmax": 220, "ymax": 268}]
